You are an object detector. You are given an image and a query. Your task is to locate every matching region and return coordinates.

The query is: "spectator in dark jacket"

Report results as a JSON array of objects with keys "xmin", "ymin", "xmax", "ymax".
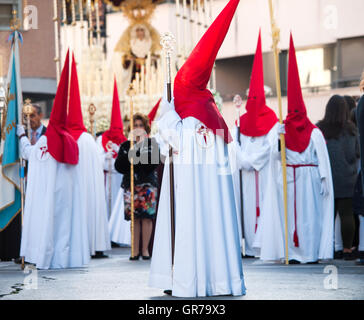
[
  {"xmin": 115, "ymin": 113, "xmax": 160, "ymax": 261},
  {"xmin": 317, "ymin": 95, "xmax": 360, "ymax": 260}
]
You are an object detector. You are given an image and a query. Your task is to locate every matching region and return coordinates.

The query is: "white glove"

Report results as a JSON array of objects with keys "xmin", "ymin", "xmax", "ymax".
[
  {"xmin": 110, "ymin": 142, "xmax": 120, "ymax": 154},
  {"xmin": 160, "ymin": 97, "xmax": 175, "ymax": 116},
  {"xmin": 277, "ymin": 123, "xmax": 285, "ymax": 135},
  {"xmin": 320, "ymin": 177, "xmax": 329, "ymax": 197},
  {"xmin": 16, "ymin": 124, "xmax": 25, "ymax": 137},
  {"xmin": 105, "ymin": 151, "xmax": 113, "ymax": 160},
  {"xmin": 235, "ymin": 141, "xmax": 254, "ymax": 171}
]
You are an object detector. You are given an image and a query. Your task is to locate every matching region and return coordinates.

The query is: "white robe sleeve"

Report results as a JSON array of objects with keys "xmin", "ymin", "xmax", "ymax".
[
  {"xmin": 19, "ymin": 136, "xmax": 32, "ymax": 160},
  {"xmin": 248, "ymin": 124, "xmax": 278, "ymax": 171},
  {"xmin": 311, "ymin": 128, "xmax": 334, "ymax": 259},
  {"xmin": 157, "ymin": 109, "xmax": 182, "ymax": 152}
]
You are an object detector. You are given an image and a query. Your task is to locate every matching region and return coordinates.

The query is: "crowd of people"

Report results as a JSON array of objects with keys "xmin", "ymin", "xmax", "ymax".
[{"xmin": 1, "ymin": 0, "xmax": 363, "ymax": 299}]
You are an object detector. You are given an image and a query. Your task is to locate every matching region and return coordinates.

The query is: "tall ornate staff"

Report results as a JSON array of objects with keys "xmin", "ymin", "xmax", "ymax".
[
  {"xmin": 20, "ymin": 100, "xmax": 33, "ymax": 270},
  {"xmin": 233, "ymin": 94, "xmax": 245, "ymax": 256},
  {"xmin": 106, "ymin": 141, "xmax": 113, "ymax": 219},
  {"xmin": 127, "ymin": 83, "xmax": 136, "ymax": 258},
  {"xmin": 268, "ymin": 0, "xmax": 289, "ymax": 265},
  {"xmin": 23, "ymin": 99, "xmax": 32, "ymax": 140},
  {"xmin": 88, "ymin": 103, "xmax": 96, "ymax": 138},
  {"xmin": 160, "ymin": 32, "xmax": 176, "ymax": 268}
]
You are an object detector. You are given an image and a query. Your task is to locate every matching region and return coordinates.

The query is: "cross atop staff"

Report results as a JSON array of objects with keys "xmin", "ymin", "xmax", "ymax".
[{"xmin": 23, "ymin": 99, "xmax": 33, "ymax": 140}]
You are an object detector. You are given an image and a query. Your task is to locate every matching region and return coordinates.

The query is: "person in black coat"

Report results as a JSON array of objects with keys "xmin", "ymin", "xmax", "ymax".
[
  {"xmin": 114, "ymin": 113, "xmax": 160, "ymax": 260},
  {"xmin": 317, "ymin": 95, "xmax": 360, "ymax": 260}
]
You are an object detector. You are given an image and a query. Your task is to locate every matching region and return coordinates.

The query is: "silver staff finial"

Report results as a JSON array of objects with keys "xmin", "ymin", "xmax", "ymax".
[
  {"xmin": 160, "ymin": 32, "xmax": 176, "ymax": 56},
  {"xmin": 233, "ymin": 94, "xmax": 243, "ymax": 109}
]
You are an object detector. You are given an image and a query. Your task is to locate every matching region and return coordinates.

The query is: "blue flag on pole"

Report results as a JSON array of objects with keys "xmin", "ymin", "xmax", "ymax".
[{"xmin": 0, "ymin": 31, "xmax": 23, "ymax": 231}]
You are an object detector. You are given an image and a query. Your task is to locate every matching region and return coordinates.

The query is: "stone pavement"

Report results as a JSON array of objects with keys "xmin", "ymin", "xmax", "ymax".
[{"xmin": 0, "ymin": 247, "xmax": 363, "ymax": 300}]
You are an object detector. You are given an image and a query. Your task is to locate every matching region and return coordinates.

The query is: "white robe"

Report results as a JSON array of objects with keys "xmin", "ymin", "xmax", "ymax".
[
  {"xmin": 75, "ymin": 133, "xmax": 111, "ymax": 255},
  {"xmin": 108, "ymin": 188, "xmax": 131, "ymax": 246},
  {"xmin": 263, "ymin": 128, "xmax": 334, "ymax": 262},
  {"xmin": 149, "ymin": 110, "xmax": 246, "ymax": 298},
  {"xmin": 232, "ymin": 123, "xmax": 278, "ymax": 257},
  {"xmin": 20, "ymin": 136, "xmax": 81, "ymax": 269},
  {"xmin": 96, "ymin": 136, "xmax": 123, "ymax": 217}
]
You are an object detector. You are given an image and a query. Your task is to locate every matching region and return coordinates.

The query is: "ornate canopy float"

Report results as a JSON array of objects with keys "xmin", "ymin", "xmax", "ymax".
[{"xmin": 54, "ymin": 0, "xmax": 220, "ymax": 134}]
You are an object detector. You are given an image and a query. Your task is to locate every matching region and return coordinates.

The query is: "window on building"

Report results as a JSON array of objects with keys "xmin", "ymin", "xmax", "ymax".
[
  {"xmin": 0, "ymin": 0, "xmax": 22, "ymax": 31},
  {"xmin": 296, "ymin": 47, "xmax": 332, "ymax": 93}
]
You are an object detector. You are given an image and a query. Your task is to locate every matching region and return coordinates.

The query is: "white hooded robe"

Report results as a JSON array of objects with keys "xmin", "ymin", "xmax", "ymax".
[
  {"xmin": 75, "ymin": 132, "xmax": 111, "ymax": 256},
  {"xmin": 232, "ymin": 123, "xmax": 279, "ymax": 257},
  {"xmin": 149, "ymin": 110, "xmax": 246, "ymax": 297},
  {"xmin": 20, "ymin": 136, "xmax": 81, "ymax": 269}
]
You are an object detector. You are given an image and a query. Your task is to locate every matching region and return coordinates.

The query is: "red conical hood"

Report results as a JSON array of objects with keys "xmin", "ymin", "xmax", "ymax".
[
  {"xmin": 102, "ymin": 78, "xmax": 127, "ymax": 156},
  {"xmin": 45, "ymin": 50, "xmax": 79, "ymax": 164},
  {"xmin": 284, "ymin": 33, "xmax": 315, "ymax": 153},
  {"xmin": 67, "ymin": 52, "xmax": 87, "ymax": 141},
  {"xmin": 148, "ymin": 98, "xmax": 161, "ymax": 125},
  {"xmin": 240, "ymin": 31, "xmax": 278, "ymax": 137},
  {"xmin": 173, "ymin": 0, "xmax": 241, "ymax": 144}
]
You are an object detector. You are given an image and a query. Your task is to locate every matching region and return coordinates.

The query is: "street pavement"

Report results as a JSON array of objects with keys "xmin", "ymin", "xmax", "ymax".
[{"xmin": 0, "ymin": 247, "xmax": 363, "ymax": 300}]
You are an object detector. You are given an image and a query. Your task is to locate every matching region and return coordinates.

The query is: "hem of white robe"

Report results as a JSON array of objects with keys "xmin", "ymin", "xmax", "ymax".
[
  {"xmin": 288, "ymin": 253, "xmax": 334, "ymax": 263},
  {"xmin": 149, "ymin": 273, "xmax": 246, "ymax": 298}
]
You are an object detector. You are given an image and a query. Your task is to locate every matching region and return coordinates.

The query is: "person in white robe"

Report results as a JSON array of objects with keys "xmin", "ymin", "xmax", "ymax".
[
  {"xmin": 66, "ymin": 53, "xmax": 111, "ymax": 259},
  {"xmin": 18, "ymin": 51, "xmax": 82, "ymax": 269},
  {"xmin": 265, "ymin": 35, "xmax": 334, "ymax": 264},
  {"xmin": 96, "ymin": 79, "xmax": 130, "ymax": 246},
  {"xmin": 149, "ymin": 0, "xmax": 245, "ymax": 297},
  {"xmin": 231, "ymin": 31, "xmax": 279, "ymax": 258}
]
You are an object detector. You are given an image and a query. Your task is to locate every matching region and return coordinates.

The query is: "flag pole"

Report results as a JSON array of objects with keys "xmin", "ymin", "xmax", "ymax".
[
  {"xmin": 233, "ymin": 94, "xmax": 245, "ymax": 257},
  {"xmin": 268, "ymin": 0, "xmax": 289, "ymax": 265},
  {"xmin": 160, "ymin": 32, "xmax": 176, "ymax": 270},
  {"xmin": 127, "ymin": 84, "xmax": 136, "ymax": 258},
  {"xmin": 9, "ymin": 10, "xmax": 26, "ymax": 270}
]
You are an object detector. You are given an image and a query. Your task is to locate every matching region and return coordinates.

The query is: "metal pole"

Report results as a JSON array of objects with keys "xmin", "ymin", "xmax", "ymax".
[
  {"xmin": 233, "ymin": 94, "xmax": 245, "ymax": 256},
  {"xmin": 106, "ymin": 141, "xmax": 113, "ymax": 219},
  {"xmin": 127, "ymin": 84, "xmax": 136, "ymax": 258},
  {"xmin": 161, "ymin": 32, "xmax": 176, "ymax": 268}
]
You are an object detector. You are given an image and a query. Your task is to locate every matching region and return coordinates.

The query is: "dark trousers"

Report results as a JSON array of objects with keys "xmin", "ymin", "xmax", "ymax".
[
  {"xmin": 335, "ymin": 198, "xmax": 355, "ymax": 249},
  {"xmin": 0, "ymin": 213, "xmax": 21, "ymax": 261}
]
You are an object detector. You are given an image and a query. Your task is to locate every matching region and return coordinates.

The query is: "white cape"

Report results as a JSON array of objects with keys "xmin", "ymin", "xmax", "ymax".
[
  {"xmin": 76, "ymin": 133, "xmax": 111, "ymax": 255},
  {"xmin": 259, "ymin": 128, "xmax": 334, "ymax": 262},
  {"xmin": 96, "ymin": 136, "xmax": 123, "ymax": 217},
  {"xmin": 108, "ymin": 187, "xmax": 131, "ymax": 246},
  {"xmin": 20, "ymin": 136, "xmax": 81, "ymax": 269},
  {"xmin": 149, "ymin": 110, "xmax": 246, "ymax": 298},
  {"xmin": 231, "ymin": 123, "xmax": 279, "ymax": 257}
]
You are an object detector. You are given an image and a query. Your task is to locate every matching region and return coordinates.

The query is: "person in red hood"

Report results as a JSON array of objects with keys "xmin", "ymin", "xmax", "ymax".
[
  {"xmin": 96, "ymin": 78, "xmax": 127, "ymax": 224},
  {"xmin": 149, "ymin": 0, "xmax": 246, "ymax": 298},
  {"xmin": 232, "ymin": 31, "xmax": 282, "ymax": 261},
  {"xmin": 269, "ymin": 34, "xmax": 334, "ymax": 264},
  {"xmin": 66, "ymin": 52, "xmax": 111, "ymax": 261},
  {"xmin": 17, "ymin": 50, "xmax": 81, "ymax": 269}
]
